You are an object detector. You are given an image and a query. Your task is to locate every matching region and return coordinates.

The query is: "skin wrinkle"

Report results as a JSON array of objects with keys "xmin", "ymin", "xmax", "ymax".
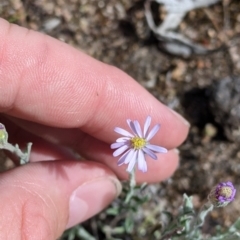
[
  {"xmin": 3, "ymin": 198, "xmax": 17, "ymax": 240},
  {"xmin": 0, "ymin": 19, "xmax": 11, "ymax": 68},
  {"xmin": 12, "ymin": 184, "xmax": 56, "ymax": 239},
  {"xmin": 79, "ymin": 70, "xmax": 108, "ymax": 137},
  {"xmin": 18, "ymin": 36, "xmax": 59, "ymax": 122},
  {"xmin": 18, "ymin": 31, "xmax": 46, "ymax": 113},
  {"xmin": 38, "ymin": 52, "xmax": 81, "ymax": 119},
  {"xmin": 108, "ymin": 80, "xmax": 149, "ymax": 124},
  {"xmin": 0, "ymin": 20, "xmax": 189, "ymax": 148},
  {"xmin": 78, "ymin": 68, "xmax": 132, "ymax": 138},
  {"xmin": 52, "ymin": 74, "xmax": 98, "ymax": 127},
  {"xmin": 100, "ymin": 80, "xmax": 128, "ymax": 128},
  {"xmin": 0, "ymin": 187, "xmax": 53, "ymax": 240},
  {"xmin": 21, "ymin": 200, "xmax": 53, "ymax": 240},
  {"xmin": 0, "ymin": 178, "xmax": 59, "ymax": 224},
  {"xmin": 0, "ymin": 26, "xmax": 48, "ymax": 117},
  {"xmin": 21, "ymin": 201, "xmax": 28, "ymax": 240},
  {"xmin": 53, "ymin": 64, "xmax": 103, "ymax": 128},
  {"xmin": 0, "ymin": 160, "xmax": 118, "ymax": 238},
  {"xmin": 0, "ymin": 23, "xmax": 19, "ymax": 113},
  {"xmin": 0, "ymin": 20, "xmax": 90, "ymax": 126},
  {"xmin": 4, "ymin": 183, "xmax": 53, "ymax": 209},
  {"xmin": 0, "ymin": 18, "xmax": 189, "ymax": 182}
]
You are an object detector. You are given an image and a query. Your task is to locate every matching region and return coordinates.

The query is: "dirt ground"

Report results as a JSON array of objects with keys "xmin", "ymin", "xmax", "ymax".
[{"xmin": 1, "ymin": 0, "xmax": 240, "ymax": 239}]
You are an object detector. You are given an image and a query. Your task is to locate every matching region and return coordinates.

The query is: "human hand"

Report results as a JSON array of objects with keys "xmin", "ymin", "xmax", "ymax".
[{"xmin": 0, "ymin": 18, "xmax": 189, "ymax": 239}]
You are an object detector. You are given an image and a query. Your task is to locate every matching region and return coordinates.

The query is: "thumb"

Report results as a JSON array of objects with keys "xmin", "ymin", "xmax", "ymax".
[{"xmin": 0, "ymin": 160, "xmax": 121, "ymax": 239}]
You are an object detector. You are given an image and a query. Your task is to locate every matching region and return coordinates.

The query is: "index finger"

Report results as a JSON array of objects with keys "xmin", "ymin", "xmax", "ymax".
[{"xmin": 0, "ymin": 18, "xmax": 189, "ymax": 148}]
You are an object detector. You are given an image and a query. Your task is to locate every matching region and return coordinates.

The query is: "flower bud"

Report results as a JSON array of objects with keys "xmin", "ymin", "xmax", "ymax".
[
  {"xmin": 208, "ymin": 181, "xmax": 236, "ymax": 207},
  {"xmin": 0, "ymin": 123, "xmax": 8, "ymax": 146}
]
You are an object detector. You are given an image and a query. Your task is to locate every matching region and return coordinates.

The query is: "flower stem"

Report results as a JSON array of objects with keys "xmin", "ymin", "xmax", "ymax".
[
  {"xmin": 124, "ymin": 169, "xmax": 136, "ymax": 204},
  {"xmin": 188, "ymin": 201, "xmax": 214, "ymax": 238},
  {"xmin": 0, "ymin": 142, "xmax": 32, "ymax": 165}
]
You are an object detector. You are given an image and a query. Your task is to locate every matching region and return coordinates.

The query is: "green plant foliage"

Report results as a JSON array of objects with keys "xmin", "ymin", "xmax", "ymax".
[{"xmin": 61, "ymin": 186, "xmax": 238, "ymax": 240}]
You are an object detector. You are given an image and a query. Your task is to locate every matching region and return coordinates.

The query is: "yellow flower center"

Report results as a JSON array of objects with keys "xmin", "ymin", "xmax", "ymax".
[
  {"xmin": 131, "ymin": 137, "xmax": 146, "ymax": 150},
  {"xmin": 219, "ymin": 186, "xmax": 232, "ymax": 198}
]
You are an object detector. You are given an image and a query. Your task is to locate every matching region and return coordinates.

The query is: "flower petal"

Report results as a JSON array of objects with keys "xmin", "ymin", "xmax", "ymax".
[
  {"xmin": 126, "ymin": 119, "xmax": 131, "ymax": 128},
  {"xmin": 146, "ymin": 144, "xmax": 168, "ymax": 153},
  {"xmin": 128, "ymin": 120, "xmax": 138, "ymax": 135},
  {"xmin": 114, "ymin": 127, "xmax": 134, "ymax": 137},
  {"xmin": 113, "ymin": 144, "xmax": 129, "ymax": 157},
  {"xmin": 142, "ymin": 147, "xmax": 157, "ymax": 160},
  {"xmin": 133, "ymin": 120, "xmax": 143, "ymax": 137},
  {"xmin": 125, "ymin": 149, "xmax": 136, "ymax": 164},
  {"xmin": 138, "ymin": 150, "xmax": 147, "ymax": 172},
  {"xmin": 143, "ymin": 116, "xmax": 151, "ymax": 138},
  {"xmin": 127, "ymin": 157, "xmax": 136, "ymax": 172},
  {"xmin": 116, "ymin": 137, "xmax": 130, "ymax": 142},
  {"xmin": 146, "ymin": 124, "xmax": 160, "ymax": 141},
  {"xmin": 111, "ymin": 142, "xmax": 126, "ymax": 149},
  {"xmin": 117, "ymin": 149, "xmax": 132, "ymax": 166}
]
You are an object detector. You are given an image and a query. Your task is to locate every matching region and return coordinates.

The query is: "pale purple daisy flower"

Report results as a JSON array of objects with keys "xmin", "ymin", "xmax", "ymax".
[
  {"xmin": 110, "ymin": 116, "xmax": 168, "ymax": 173},
  {"xmin": 208, "ymin": 181, "xmax": 236, "ymax": 207}
]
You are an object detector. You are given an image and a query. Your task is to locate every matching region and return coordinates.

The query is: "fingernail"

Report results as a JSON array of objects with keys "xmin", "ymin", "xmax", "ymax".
[
  {"xmin": 169, "ymin": 108, "xmax": 190, "ymax": 127},
  {"xmin": 66, "ymin": 177, "xmax": 122, "ymax": 229}
]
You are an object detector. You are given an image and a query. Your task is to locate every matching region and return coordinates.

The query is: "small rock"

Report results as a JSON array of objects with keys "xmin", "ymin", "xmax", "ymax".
[
  {"xmin": 10, "ymin": 0, "xmax": 22, "ymax": 10},
  {"xmin": 43, "ymin": 18, "xmax": 61, "ymax": 32},
  {"xmin": 172, "ymin": 60, "xmax": 187, "ymax": 81},
  {"xmin": 202, "ymin": 123, "xmax": 217, "ymax": 143}
]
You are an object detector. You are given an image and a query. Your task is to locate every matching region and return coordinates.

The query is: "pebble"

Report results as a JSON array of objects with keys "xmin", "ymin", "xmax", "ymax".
[{"xmin": 43, "ymin": 18, "xmax": 61, "ymax": 31}]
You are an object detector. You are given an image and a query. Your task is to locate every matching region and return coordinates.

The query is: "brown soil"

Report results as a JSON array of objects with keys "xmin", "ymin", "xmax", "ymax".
[{"xmin": 1, "ymin": 0, "xmax": 240, "ymax": 239}]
